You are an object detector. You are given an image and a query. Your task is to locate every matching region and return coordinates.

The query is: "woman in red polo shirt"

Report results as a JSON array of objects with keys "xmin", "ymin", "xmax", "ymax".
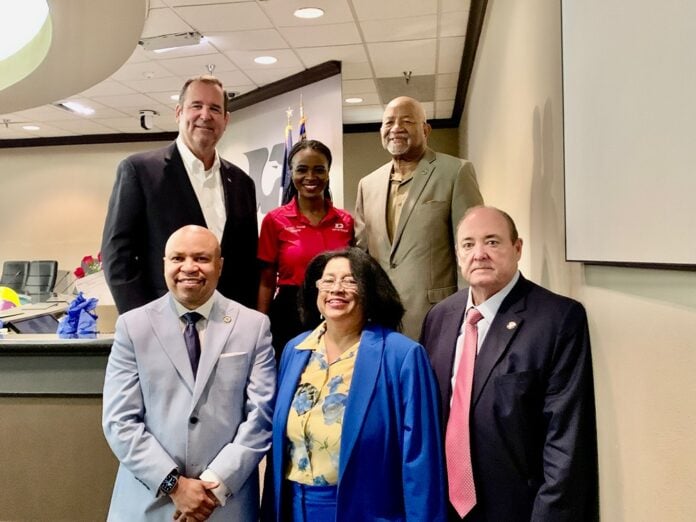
[{"xmin": 257, "ymin": 140, "xmax": 354, "ymax": 362}]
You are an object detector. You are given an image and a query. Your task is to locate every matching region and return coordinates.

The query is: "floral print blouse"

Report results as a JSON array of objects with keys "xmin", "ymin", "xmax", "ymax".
[{"xmin": 285, "ymin": 322, "xmax": 360, "ymax": 486}]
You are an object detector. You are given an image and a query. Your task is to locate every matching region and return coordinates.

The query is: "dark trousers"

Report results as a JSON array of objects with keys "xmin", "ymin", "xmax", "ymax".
[{"xmin": 268, "ymin": 285, "xmax": 303, "ymax": 363}]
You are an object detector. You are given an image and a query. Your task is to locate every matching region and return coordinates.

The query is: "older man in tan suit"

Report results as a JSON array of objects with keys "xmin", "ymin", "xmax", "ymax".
[{"xmin": 355, "ymin": 96, "xmax": 483, "ymax": 339}]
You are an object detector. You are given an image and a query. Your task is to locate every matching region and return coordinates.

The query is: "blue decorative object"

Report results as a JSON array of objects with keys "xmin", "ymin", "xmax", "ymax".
[{"xmin": 57, "ymin": 292, "xmax": 98, "ymax": 339}]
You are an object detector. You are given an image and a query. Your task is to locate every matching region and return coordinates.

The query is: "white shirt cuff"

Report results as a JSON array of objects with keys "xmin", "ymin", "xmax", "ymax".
[{"xmin": 200, "ymin": 468, "xmax": 230, "ymax": 506}]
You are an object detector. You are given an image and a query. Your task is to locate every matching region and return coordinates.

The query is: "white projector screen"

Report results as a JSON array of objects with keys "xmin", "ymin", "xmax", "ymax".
[{"xmin": 562, "ymin": 0, "xmax": 696, "ymax": 266}]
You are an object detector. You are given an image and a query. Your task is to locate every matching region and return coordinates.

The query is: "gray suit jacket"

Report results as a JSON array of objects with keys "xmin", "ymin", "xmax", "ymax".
[
  {"xmin": 102, "ymin": 291, "xmax": 276, "ymax": 521},
  {"xmin": 355, "ymin": 149, "xmax": 483, "ymax": 339}
]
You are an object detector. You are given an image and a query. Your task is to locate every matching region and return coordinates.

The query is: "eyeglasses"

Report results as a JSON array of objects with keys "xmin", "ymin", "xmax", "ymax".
[{"xmin": 315, "ymin": 277, "xmax": 359, "ymax": 292}]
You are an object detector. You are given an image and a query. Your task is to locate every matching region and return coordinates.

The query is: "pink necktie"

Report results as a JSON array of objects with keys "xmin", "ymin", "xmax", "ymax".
[{"xmin": 446, "ymin": 307, "xmax": 484, "ymax": 518}]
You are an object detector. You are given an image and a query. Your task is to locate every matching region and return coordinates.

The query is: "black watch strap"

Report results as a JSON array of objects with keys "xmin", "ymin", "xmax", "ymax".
[{"xmin": 159, "ymin": 469, "xmax": 180, "ymax": 495}]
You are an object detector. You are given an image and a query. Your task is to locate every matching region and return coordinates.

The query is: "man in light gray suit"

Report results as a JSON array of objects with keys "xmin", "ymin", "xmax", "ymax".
[
  {"xmin": 102, "ymin": 225, "xmax": 275, "ymax": 521},
  {"xmin": 355, "ymin": 96, "xmax": 483, "ymax": 340}
]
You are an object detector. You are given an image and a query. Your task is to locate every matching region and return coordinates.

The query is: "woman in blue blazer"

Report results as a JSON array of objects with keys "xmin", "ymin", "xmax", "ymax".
[{"xmin": 263, "ymin": 247, "xmax": 446, "ymax": 522}]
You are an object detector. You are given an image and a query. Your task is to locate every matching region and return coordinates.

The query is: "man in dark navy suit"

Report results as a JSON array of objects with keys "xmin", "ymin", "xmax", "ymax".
[
  {"xmin": 421, "ymin": 206, "xmax": 599, "ymax": 521},
  {"xmin": 102, "ymin": 75, "xmax": 258, "ymax": 313}
]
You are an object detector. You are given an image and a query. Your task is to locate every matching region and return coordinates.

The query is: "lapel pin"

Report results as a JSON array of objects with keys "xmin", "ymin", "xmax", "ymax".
[
  {"xmin": 506, "ymin": 321, "xmax": 517, "ymax": 330},
  {"xmin": 223, "ymin": 316, "xmax": 232, "ymax": 323}
]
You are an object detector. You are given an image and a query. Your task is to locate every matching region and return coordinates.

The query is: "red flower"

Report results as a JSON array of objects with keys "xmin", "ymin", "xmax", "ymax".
[{"xmin": 74, "ymin": 266, "xmax": 85, "ymax": 278}]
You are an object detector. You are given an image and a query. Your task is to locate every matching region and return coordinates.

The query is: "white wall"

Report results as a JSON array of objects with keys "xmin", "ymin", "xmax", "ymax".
[{"xmin": 464, "ymin": 0, "xmax": 696, "ymax": 520}]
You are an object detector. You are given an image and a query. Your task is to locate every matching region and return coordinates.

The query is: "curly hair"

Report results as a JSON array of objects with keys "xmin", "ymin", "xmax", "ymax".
[{"xmin": 299, "ymin": 247, "xmax": 405, "ymax": 331}]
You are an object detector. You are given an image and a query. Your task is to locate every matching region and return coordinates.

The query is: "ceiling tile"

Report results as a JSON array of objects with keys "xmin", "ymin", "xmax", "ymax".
[
  {"xmin": 360, "ymin": 15, "xmax": 436, "ymax": 43},
  {"xmin": 224, "ymin": 49, "xmax": 302, "ymax": 70},
  {"xmin": 342, "ymin": 62, "xmax": 373, "ymax": 80},
  {"xmin": 296, "ymin": 44, "xmax": 369, "ymax": 67},
  {"xmin": 142, "ymin": 8, "xmax": 193, "ymax": 38},
  {"xmin": 351, "ymin": 0, "xmax": 437, "ymax": 21},
  {"xmin": 437, "ymin": 37, "xmax": 465, "ymax": 74},
  {"xmin": 440, "ymin": 9, "xmax": 468, "ymax": 38},
  {"xmin": 279, "ymin": 23, "xmax": 361, "ymax": 48},
  {"xmin": 206, "ymin": 30, "xmax": 288, "ymax": 52},
  {"xmin": 435, "ymin": 100, "xmax": 454, "ymax": 119},
  {"xmin": 343, "ymin": 92, "xmax": 381, "ymax": 105},
  {"xmin": 50, "ymin": 120, "xmax": 125, "ymax": 135},
  {"xmin": 158, "ymin": 54, "xmax": 238, "ymax": 77},
  {"xmin": 165, "ymin": 0, "xmax": 249, "ymax": 6},
  {"xmin": 78, "ymin": 80, "xmax": 137, "ymax": 98},
  {"xmin": 342, "ymin": 104, "xmax": 385, "ymax": 124},
  {"xmin": 436, "ymin": 86, "xmax": 457, "ymax": 101},
  {"xmin": 90, "ymin": 93, "xmax": 164, "ymax": 109},
  {"xmin": 368, "ymin": 39, "xmax": 437, "ymax": 77},
  {"xmin": 442, "ymin": 0, "xmax": 471, "ymax": 12},
  {"xmin": 262, "ymin": 0, "xmax": 354, "ymax": 27},
  {"xmin": 14, "ymin": 105, "xmax": 82, "ymax": 122},
  {"xmin": 111, "ymin": 60, "xmax": 176, "ymax": 82},
  {"xmin": 243, "ymin": 66, "xmax": 305, "ymax": 85},
  {"xmin": 343, "ymin": 79, "xmax": 376, "ymax": 93},
  {"xmin": 436, "ymin": 73, "xmax": 459, "ymax": 89},
  {"xmin": 212, "ymin": 70, "xmax": 256, "ymax": 91},
  {"xmin": 174, "ymin": 3, "xmax": 273, "ymax": 33},
  {"xmin": 121, "ymin": 76, "xmax": 187, "ymax": 94}
]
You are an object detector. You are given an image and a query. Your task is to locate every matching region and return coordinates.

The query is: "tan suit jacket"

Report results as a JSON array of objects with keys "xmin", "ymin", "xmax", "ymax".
[{"xmin": 355, "ymin": 149, "xmax": 483, "ymax": 339}]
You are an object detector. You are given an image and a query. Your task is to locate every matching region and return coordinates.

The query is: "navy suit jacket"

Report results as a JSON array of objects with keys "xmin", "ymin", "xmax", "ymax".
[
  {"xmin": 421, "ymin": 275, "xmax": 599, "ymax": 521},
  {"xmin": 102, "ymin": 142, "xmax": 258, "ymax": 313},
  {"xmin": 265, "ymin": 324, "xmax": 447, "ymax": 522}
]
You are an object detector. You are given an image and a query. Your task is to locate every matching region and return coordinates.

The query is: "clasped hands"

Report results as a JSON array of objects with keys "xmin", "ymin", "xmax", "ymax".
[{"xmin": 170, "ymin": 476, "xmax": 220, "ymax": 521}]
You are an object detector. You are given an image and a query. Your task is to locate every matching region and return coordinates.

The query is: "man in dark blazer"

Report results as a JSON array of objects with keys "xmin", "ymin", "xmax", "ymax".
[
  {"xmin": 102, "ymin": 75, "xmax": 258, "ymax": 313},
  {"xmin": 421, "ymin": 206, "xmax": 599, "ymax": 521}
]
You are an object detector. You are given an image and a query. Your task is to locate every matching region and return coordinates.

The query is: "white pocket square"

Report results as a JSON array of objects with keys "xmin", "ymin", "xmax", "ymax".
[{"xmin": 219, "ymin": 352, "xmax": 246, "ymax": 359}]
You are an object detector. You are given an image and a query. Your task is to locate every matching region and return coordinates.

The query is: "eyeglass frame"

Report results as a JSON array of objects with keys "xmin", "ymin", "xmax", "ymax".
[{"xmin": 315, "ymin": 277, "xmax": 359, "ymax": 292}]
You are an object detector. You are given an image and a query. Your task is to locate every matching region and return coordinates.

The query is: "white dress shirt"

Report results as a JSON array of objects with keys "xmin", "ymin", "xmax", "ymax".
[
  {"xmin": 450, "ymin": 271, "xmax": 521, "ymax": 397},
  {"xmin": 176, "ymin": 136, "xmax": 227, "ymax": 242}
]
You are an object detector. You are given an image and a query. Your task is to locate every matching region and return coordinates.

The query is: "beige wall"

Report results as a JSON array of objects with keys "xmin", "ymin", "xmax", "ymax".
[{"xmin": 464, "ymin": 0, "xmax": 696, "ymax": 520}]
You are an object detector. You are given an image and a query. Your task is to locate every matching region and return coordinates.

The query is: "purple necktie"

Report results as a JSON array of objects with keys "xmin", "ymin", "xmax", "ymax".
[
  {"xmin": 182, "ymin": 312, "xmax": 202, "ymax": 378},
  {"xmin": 446, "ymin": 307, "xmax": 484, "ymax": 518}
]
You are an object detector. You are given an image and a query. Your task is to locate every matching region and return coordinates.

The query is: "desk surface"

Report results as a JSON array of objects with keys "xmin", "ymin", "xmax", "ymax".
[{"xmin": 0, "ymin": 333, "xmax": 113, "ymax": 355}]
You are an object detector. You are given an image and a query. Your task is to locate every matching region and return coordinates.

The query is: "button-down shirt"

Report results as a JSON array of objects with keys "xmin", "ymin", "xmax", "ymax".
[
  {"xmin": 176, "ymin": 136, "xmax": 226, "ymax": 242},
  {"xmin": 450, "ymin": 271, "xmax": 521, "ymax": 395}
]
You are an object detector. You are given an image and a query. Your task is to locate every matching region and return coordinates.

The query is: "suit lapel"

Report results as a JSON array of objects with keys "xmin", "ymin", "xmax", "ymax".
[
  {"xmin": 147, "ymin": 295, "xmax": 195, "ymax": 393},
  {"xmin": 192, "ymin": 294, "xmax": 239, "ymax": 405},
  {"xmin": 390, "ymin": 150, "xmax": 436, "ymax": 258},
  {"xmin": 471, "ymin": 278, "xmax": 528, "ymax": 407},
  {"xmin": 367, "ymin": 163, "xmax": 392, "ymax": 250},
  {"xmin": 433, "ymin": 294, "xmax": 468, "ymax": 421},
  {"xmin": 165, "ymin": 143, "xmax": 206, "ymax": 225},
  {"xmin": 338, "ymin": 325, "xmax": 383, "ymax": 480}
]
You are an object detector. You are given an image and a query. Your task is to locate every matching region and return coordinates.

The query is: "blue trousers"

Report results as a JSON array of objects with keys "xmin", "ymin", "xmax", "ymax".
[{"xmin": 287, "ymin": 482, "xmax": 338, "ymax": 522}]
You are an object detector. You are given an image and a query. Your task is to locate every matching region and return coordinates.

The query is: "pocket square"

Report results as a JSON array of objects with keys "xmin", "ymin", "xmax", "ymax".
[{"xmin": 219, "ymin": 352, "xmax": 246, "ymax": 359}]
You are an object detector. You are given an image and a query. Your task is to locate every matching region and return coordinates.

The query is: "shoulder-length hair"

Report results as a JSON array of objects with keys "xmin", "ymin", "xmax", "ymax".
[{"xmin": 299, "ymin": 247, "xmax": 404, "ymax": 331}]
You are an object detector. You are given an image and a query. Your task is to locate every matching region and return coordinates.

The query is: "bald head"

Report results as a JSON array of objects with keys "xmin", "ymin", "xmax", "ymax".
[
  {"xmin": 164, "ymin": 225, "xmax": 223, "ymax": 309},
  {"xmin": 380, "ymin": 96, "xmax": 431, "ymax": 161}
]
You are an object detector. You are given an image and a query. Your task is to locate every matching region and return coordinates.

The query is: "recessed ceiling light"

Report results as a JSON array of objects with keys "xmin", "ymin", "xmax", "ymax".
[
  {"xmin": 170, "ymin": 94, "xmax": 179, "ymax": 101},
  {"xmin": 23, "ymin": 125, "xmax": 40, "ymax": 131},
  {"xmin": 55, "ymin": 101, "xmax": 95, "ymax": 116},
  {"xmin": 254, "ymin": 55, "xmax": 277, "ymax": 65},
  {"xmin": 345, "ymin": 97, "xmax": 364, "ymax": 104},
  {"xmin": 294, "ymin": 7, "xmax": 324, "ymax": 19}
]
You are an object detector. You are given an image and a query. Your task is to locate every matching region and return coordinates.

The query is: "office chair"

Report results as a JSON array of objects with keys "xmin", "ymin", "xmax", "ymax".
[
  {"xmin": 0, "ymin": 260, "xmax": 30, "ymax": 293},
  {"xmin": 24, "ymin": 260, "xmax": 58, "ymax": 301}
]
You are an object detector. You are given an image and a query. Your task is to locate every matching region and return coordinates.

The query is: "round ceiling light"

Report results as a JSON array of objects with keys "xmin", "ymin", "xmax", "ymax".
[
  {"xmin": 345, "ymin": 97, "xmax": 364, "ymax": 104},
  {"xmin": 254, "ymin": 55, "xmax": 278, "ymax": 65},
  {"xmin": 294, "ymin": 7, "xmax": 324, "ymax": 19}
]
